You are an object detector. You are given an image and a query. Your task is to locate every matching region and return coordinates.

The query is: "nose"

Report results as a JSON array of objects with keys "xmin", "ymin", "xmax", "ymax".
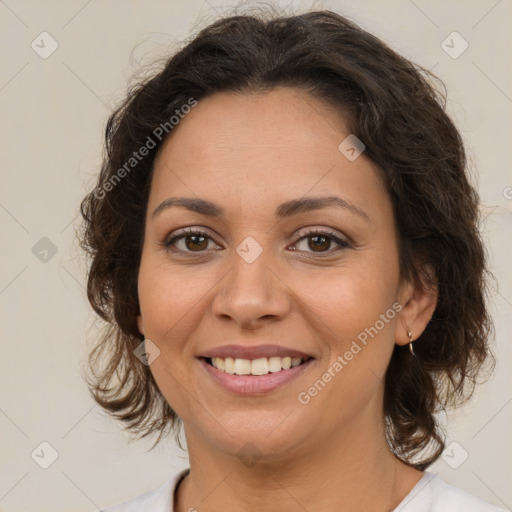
[{"xmin": 211, "ymin": 244, "xmax": 292, "ymax": 329}]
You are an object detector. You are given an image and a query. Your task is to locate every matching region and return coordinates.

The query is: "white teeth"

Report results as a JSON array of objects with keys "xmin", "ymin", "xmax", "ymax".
[
  {"xmin": 234, "ymin": 358, "xmax": 251, "ymax": 375},
  {"xmin": 208, "ymin": 356, "xmax": 306, "ymax": 375},
  {"xmin": 268, "ymin": 356, "xmax": 282, "ymax": 372},
  {"xmin": 251, "ymin": 358, "xmax": 269, "ymax": 375},
  {"xmin": 291, "ymin": 357, "xmax": 302, "ymax": 367},
  {"xmin": 224, "ymin": 357, "xmax": 235, "ymax": 374}
]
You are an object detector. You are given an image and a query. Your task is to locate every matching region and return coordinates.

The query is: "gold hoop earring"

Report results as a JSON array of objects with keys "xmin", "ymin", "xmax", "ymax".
[{"xmin": 407, "ymin": 329, "xmax": 415, "ymax": 356}]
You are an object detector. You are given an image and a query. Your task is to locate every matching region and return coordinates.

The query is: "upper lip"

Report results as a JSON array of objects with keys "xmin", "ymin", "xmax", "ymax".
[{"xmin": 200, "ymin": 344, "xmax": 313, "ymax": 360}]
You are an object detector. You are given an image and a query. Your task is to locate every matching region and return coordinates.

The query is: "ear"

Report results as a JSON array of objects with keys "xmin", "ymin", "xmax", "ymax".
[
  {"xmin": 137, "ymin": 315, "xmax": 145, "ymax": 338},
  {"xmin": 394, "ymin": 267, "xmax": 438, "ymax": 346}
]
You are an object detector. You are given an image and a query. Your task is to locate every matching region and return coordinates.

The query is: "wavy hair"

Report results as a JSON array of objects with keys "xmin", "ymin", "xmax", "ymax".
[{"xmin": 79, "ymin": 8, "xmax": 494, "ymax": 467}]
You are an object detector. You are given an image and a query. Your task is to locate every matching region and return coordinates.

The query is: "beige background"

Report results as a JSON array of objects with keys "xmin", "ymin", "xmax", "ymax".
[{"xmin": 0, "ymin": 0, "xmax": 511, "ymax": 510}]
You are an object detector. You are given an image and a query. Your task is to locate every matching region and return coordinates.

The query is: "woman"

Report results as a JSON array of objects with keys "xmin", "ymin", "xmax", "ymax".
[{"xmin": 79, "ymin": 8, "xmax": 505, "ymax": 511}]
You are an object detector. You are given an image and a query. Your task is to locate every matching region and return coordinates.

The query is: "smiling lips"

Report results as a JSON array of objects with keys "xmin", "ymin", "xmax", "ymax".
[
  {"xmin": 199, "ymin": 344, "xmax": 314, "ymax": 393},
  {"xmin": 200, "ymin": 343, "xmax": 312, "ymax": 375},
  {"xmin": 210, "ymin": 355, "xmax": 304, "ymax": 375}
]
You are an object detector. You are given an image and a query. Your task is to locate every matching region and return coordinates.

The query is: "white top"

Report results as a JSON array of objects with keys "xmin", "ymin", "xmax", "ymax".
[{"xmin": 103, "ymin": 468, "xmax": 507, "ymax": 511}]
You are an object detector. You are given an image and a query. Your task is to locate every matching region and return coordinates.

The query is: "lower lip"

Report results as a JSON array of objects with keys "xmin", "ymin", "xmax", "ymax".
[{"xmin": 199, "ymin": 358, "xmax": 314, "ymax": 395}]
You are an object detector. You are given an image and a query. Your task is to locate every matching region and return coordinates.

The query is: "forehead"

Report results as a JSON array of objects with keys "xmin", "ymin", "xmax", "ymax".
[{"xmin": 149, "ymin": 87, "xmax": 389, "ymax": 218}]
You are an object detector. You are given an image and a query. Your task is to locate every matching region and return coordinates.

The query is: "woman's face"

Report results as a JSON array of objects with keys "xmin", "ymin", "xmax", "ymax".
[{"xmin": 137, "ymin": 87, "xmax": 420, "ymax": 460}]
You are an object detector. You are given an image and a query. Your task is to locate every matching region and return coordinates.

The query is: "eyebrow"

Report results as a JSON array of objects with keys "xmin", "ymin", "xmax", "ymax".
[{"xmin": 151, "ymin": 196, "xmax": 370, "ymax": 222}]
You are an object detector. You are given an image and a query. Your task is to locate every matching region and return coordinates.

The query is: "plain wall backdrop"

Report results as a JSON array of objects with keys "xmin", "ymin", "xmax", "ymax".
[{"xmin": 0, "ymin": 0, "xmax": 511, "ymax": 510}]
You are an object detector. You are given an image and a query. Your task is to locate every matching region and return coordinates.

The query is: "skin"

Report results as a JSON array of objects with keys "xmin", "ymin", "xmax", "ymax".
[{"xmin": 136, "ymin": 87, "xmax": 437, "ymax": 512}]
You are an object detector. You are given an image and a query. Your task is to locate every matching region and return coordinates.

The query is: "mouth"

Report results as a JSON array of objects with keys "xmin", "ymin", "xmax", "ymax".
[
  {"xmin": 198, "ymin": 352, "xmax": 315, "ymax": 395},
  {"xmin": 201, "ymin": 355, "xmax": 313, "ymax": 376}
]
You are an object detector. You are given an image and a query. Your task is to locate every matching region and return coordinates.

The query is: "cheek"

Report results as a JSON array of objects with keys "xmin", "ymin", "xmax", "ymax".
[
  {"xmin": 138, "ymin": 259, "xmax": 209, "ymax": 341},
  {"xmin": 299, "ymin": 256, "xmax": 399, "ymax": 334},
  {"xmin": 137, "ymin": 261, "xmax": 208, "ymax": 421},
  {"xmin": 294, "ymin": 271, "xmax": 398, "ymax": 427},
  {"xmin": 296, "ymin": 255, "xmax": 400, "ymax": 394}
]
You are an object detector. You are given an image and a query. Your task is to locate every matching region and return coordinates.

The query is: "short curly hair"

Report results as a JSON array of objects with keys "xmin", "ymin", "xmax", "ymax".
[{"xmin": 79, "ymin": 8, "xmax": 495, "ymax": 469}]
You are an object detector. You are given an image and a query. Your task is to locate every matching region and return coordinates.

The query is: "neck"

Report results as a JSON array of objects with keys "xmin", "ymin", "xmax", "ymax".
[{"xmin": 175, "ymin": 413, "xmax": 423, "ymax": 512}]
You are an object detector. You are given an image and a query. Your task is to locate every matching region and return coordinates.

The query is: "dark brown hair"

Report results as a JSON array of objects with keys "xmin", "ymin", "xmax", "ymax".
[{"xmin": 79, "ymin": 8, "xmax": 494, "ymax": 469}]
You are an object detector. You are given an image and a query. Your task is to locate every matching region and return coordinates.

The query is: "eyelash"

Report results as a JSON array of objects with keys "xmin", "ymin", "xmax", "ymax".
[{"xmin": 161, "ymin": 227, "xmax": 350, "ymax": 257}]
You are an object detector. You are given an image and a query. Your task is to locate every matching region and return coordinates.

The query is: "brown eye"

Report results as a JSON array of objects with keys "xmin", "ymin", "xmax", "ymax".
[
  {"xmin": 163, "ymin": 228, "xmax": 220, "ymax": 254},
  {"xmin": 307, "ymin": 234, "xmax": 332, "ymax": 252},
  {"xmin": 293, "ymin": 229, "xmax": 350, "ymax": 256},
  {"xmin": 183, "ymin": 233, "xmax": 208, "ymax": 251}
]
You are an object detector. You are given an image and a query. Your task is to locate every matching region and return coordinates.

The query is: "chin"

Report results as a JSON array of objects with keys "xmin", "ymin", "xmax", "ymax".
[{"xmin": 196, "ymin": 409, "xmax": 313, "ymax": 463}]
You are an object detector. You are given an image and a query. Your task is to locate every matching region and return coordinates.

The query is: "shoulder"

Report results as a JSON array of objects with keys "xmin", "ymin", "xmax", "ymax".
[
  {"xmin": 102, "ymin": 468, "xmax": 189, "ymax": 512},
  {"xmin": 430, "ymin": 474, "xmax": 507, "ymax": 512},
  {"xmin": 399, "ymin": 471, "xmax": 507, "ymax": 512}
]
